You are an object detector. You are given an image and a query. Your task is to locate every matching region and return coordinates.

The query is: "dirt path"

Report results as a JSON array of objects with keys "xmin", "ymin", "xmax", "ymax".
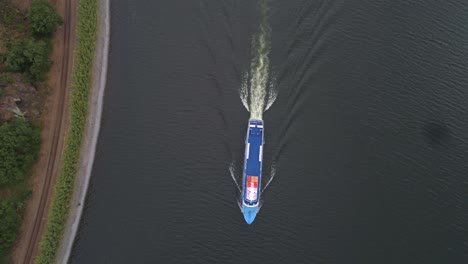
[{"xmin": 12, "ymin": 0, "xmax": 77, "ymax": 263}]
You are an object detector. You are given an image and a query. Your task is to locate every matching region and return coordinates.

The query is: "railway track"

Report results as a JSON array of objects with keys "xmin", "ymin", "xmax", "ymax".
[{"xmin": 22, "ymin": 0, "xmax": 74, "ymax": 263}]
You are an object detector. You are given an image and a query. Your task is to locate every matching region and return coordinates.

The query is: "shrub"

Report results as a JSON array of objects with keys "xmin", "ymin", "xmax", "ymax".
[
  {"xmin": 0, "ymin": 191, "xmax": 31, "ymax": 257},
  {"xmin": 3, "ymin": 38, "xmax": 33, "ymax": 72},
  {"xmin": 29, "ymin": 0, "xmax": 63, "ymax": 36},
  {"xmin": 27, "ymin": 42, "xmax": 51, "ymax": 82},
  {"xmin": 0, "ymin": 119, "xmax": 41, "ymax": 186},
  {"xmin": 3, "ymin": 38, "xmax": 51, "ymax": 82},
  {"xmin": 0, "ymin": 73, "xmax": 13, "ymax": 85},
  {"xmin": 0, "ymin": 199, "xmax": 20, "ymax": 256},
  {"xmin": 0, "ymin": 73, "xmax": 13, "ymax": 96},
  {"xmin": 0, "ymin": 0, "xmax": 22, "ymax": 29}
]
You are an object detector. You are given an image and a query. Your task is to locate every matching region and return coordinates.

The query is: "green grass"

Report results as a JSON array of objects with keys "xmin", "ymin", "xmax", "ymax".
[
  {"xmin": 0, "ymin": 255, "xmax": 11, "ymax": 264},
  {"xmin": 0, "ymin": 0, "xmax": 25, "ymax": 33},
  {"xmin": 35, "ymin": 0, "xmax": 97, "ymax": 263}
]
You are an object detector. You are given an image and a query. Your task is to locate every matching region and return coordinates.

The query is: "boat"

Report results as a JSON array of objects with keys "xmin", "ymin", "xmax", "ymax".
[{"xmin": 242, "ymin": 119, "xmax": 264, "ymax": 224}]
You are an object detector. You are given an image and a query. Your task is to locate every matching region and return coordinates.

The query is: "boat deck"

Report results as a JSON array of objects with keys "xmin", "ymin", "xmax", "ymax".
[{"xmin": 245, "ymin": 125, "xmax": 263, "ymax": 176}]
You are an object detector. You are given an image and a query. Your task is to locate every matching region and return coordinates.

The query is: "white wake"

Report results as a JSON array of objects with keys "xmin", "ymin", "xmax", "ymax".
[{"xmin": 239, "ymin": 0, "xmax": 277, "ymax": 119}]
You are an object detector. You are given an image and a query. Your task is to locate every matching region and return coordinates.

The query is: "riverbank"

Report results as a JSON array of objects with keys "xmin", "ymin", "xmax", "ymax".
[
  {"xmin": 35, "ymin": 0, "xmax": 100, "ymax": 263},
  {"xmin": 56, "ymin": 0, "xmax": 109, "ymax": 262}
]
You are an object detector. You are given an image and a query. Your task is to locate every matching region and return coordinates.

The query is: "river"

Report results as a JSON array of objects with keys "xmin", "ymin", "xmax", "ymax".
[{"xmin": 70, "ymin": 1, "xmax": 468, "ymax": 263}]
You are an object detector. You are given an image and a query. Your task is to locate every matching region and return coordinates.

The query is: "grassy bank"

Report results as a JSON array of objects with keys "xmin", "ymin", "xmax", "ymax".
[{"xmin": 36, "ymin": 0, "xmax": 97, "ymax": 263}]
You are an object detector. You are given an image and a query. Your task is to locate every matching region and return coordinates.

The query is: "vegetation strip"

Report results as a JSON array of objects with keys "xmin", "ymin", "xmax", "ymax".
[
  {"xmin": 57, "ymin": 0, "xmax": 109, "ymax": 261},
  {"xmin": 36, "ymin": 0, "xmax": 97, "ymax": 263}
]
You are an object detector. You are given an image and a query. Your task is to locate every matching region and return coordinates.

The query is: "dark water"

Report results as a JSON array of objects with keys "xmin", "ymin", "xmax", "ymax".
[{"xmin": 71, "ymin": 1, "xmax": 468, "ymax": 263}]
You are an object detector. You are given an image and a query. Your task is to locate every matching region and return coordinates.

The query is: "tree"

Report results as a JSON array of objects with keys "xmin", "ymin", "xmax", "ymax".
[
  {"xmin": 27, "ymin": 41, "xmax": 51, "ymax": 82},
  {"xmin": 4, "ymin": 38, "xmax": 34, "ymax": 72},
  {"xmin": 0, "ymin": 119, "xmax": 40, "ymax": 186},
  {"xmin": 0, "ymin": 199, "xmax": 20, "ymax": 256},
  {"xmin": 3, "ymin": 37, "xmax": 51, "ymax": 82},
  {"xmin": 29, "ymin": 0, "xmax": 63, "ymax": 36}
]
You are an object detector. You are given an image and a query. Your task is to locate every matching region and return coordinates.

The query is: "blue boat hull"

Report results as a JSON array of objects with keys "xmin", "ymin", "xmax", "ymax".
[{"xmin": 242, "ymin": 119, "xmax": 264, "ymax": 224}]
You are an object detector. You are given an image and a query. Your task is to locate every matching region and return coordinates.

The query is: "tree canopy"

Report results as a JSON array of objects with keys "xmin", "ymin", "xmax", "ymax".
[
  {"xmin": 3, "ymin": 37, "xmax": 51, "ymax": 82},
  {"xmin": 29, "ymin": 0, "xmax": 63, "ymax": 36},
  {"xmin": 0, "ymin": 119, "xmax": 40, "ymax": 186}
]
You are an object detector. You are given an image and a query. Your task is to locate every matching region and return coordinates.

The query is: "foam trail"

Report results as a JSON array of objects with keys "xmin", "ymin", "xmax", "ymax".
[
  {"xmin": 265, "ymin": 80, "xmax": 278, "ymax": 111},
  {"xmin": 249, "ymin": 0, "xmax": 271, "ymax": 120},
  {"xmin": 230, "ymin": 161, "xmax": 244, "ymax": 211},
  {"xmin": 261, "ymin": 162, "xmax": 276, "ymax": 194},
  {"xmin": 229, "ymin": 161, "xmax": 242, "ymax": 194},
  {"xmin": 240, "ymin": 73, "xmax": 250, "ymax": 111},
  {"xmin": 258, "ymin": 163, "xmax": 276, "ymax": 212},
  {"xmin": 238, "ymin": 0, "xmax": 276, "ymax": 117}
]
